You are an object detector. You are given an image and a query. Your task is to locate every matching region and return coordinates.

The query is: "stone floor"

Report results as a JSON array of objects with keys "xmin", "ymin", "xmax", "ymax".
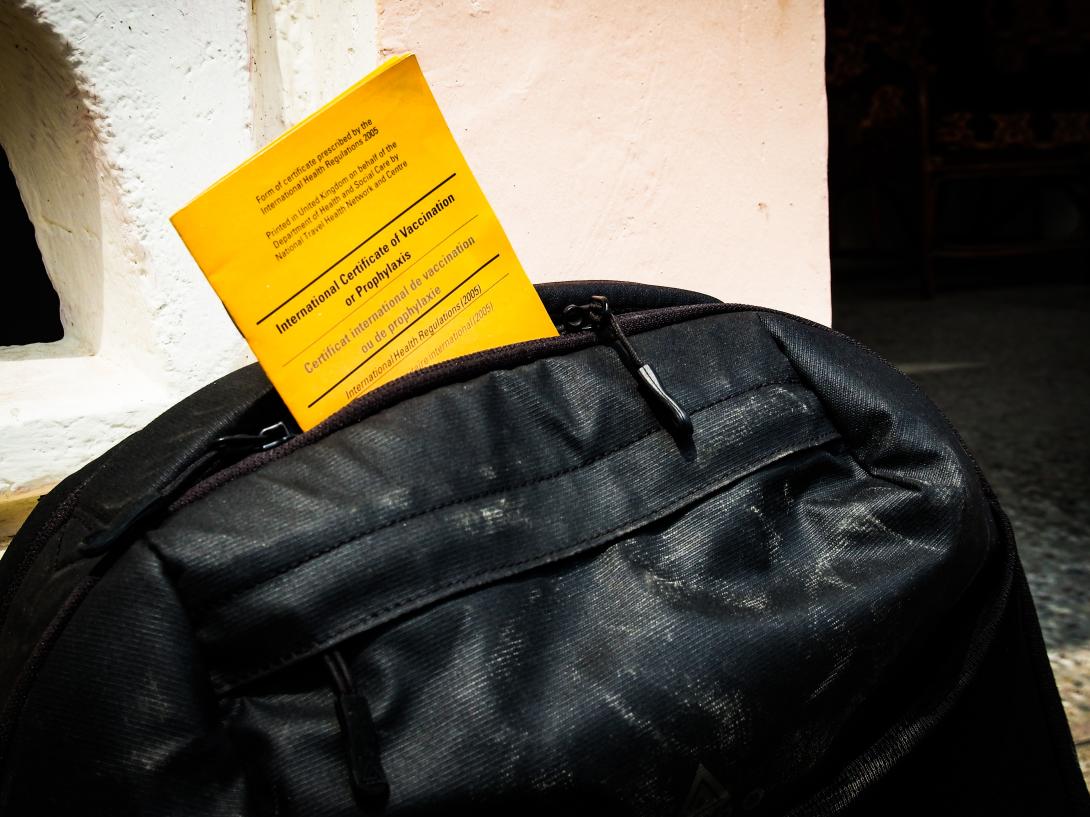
[{"xmin": 835, "ymin": 279, "xmax": 1090, "ymax": 790}]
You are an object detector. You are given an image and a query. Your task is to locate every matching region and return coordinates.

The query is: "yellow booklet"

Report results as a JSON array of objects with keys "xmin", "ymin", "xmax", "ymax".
[{"xmin": 172, "ymin": 54, "xmax": 556, "ymax": 430}]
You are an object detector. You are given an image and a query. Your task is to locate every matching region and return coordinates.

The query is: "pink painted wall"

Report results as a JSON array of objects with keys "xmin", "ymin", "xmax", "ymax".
[
  {"xmin": 0, "ymin": 0, "xmax": 830, "ymax": 510},
  {"xmin": 378, "ymin": 0, "xmax": 830, "ymax": 323}
]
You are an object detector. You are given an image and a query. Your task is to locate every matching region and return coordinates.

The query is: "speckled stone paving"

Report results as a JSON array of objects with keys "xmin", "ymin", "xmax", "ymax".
[{"xmin": 835, "ymin": 282, "xmax": 1090, "ymax": 791}]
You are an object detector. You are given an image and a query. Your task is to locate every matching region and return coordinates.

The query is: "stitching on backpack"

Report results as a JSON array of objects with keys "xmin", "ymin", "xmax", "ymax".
[
  {"xmin": 52, "ymin": 505, "xmax": 114, "ymax": 573},
  {"xmin": 0, "ymin": 477, "xmax": 92, "ymax": 634},
  {"xmin": 199, "ymin": 376, "xmax": 803, "ymax": 617},
  {"xmin": 216, "ymin": 423, "xmax": 841, "ymax": 690},
  {"xmin": 172, "ymin": 305, "xmax": 729, "ymax": 511},
  {"xmin": 47, "ymin": 482, "xmax": 93, "ymax": 576},
  {"xmin": 755, "ymin": 312, "xmax": 931, "ymax": 496}
]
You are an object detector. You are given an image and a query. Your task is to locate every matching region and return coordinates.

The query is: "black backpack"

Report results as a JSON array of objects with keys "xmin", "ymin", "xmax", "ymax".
[{"xmin": 1, "ymin": 282, "xmax": 1086, "ymax": 816}]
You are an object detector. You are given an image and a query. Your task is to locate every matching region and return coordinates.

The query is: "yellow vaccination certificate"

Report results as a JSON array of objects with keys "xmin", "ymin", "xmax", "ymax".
[{"xmin": 172, "ymin": 54, "xmax": 557, "ymax": 431}]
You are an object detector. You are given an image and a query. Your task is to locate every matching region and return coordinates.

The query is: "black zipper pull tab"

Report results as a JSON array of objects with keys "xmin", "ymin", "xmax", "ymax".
[
  {"xmin": 78, "ymin": 447, "xmax": 222, "ymax": 558},
  {"xmin": 325, "ymin": 649, "xmax": 390, "ymax": 810},
  {"xmin": 212, "ymin": 420, "xmax": 294, "ymax": 452},
  {"xmin": 79, "ymin": 421, "xmax": 296, "ymax": 558},
  {"xmin": 563, "ymin": 296, "xmax": 693, "ymax": 437},
  {"xmin": 78, "ymin": 491, "xmax": 179, "ymax": 558},
  {"xmin": 632, "ymin": 363, "xmax": 693, "ymax": 436}
]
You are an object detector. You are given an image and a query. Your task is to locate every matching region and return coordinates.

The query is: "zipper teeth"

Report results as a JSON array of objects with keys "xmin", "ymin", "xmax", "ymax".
[
  {"xmin": 171, "ymin": 334, "xmax": 584, "ymax": 509},
  {"xmin": 0, "ymin": 479, "xmax": 89, "ymax": 635},
  {"xmin": 0, "ymin": 301, "xmax": 722, "ymax": 638},
  {"xmin": 174, "ymin": 296, "xmax": 992, "ymax": 522},
  {"xmin": 172, "ymin": 302, "xmax": 728, "ymax": 510}
]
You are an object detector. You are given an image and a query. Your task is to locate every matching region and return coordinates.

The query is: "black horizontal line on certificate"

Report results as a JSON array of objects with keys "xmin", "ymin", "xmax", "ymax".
[
  {"xmin": 256, "ymin": 172, "xmax": 457, "ymax": 326},
  {"xmin": 280, "ymin": 213, "xmax": 480, "ymax": 368},
  {"xmin": 307, "ymin": 254, "xmax": 499, "ymax": 408}
]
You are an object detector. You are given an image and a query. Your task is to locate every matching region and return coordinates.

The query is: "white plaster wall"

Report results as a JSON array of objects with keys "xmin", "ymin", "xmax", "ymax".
[
  {"xmin": 0, "ymin": 1, "xmax": 257, "ymax": 497},
  {"xmin": 0, "ymin": 0, "xmax": 828, "ymax": 503},
  {"xmin": 378, "ymin": 0, "xmax": 830, "ymax": 323},
  {"xmin": 252, "ymin": 0, "xmax": 381, "ymax": 144}
]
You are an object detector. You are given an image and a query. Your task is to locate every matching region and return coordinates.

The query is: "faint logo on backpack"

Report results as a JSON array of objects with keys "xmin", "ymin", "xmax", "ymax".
[{"xmin": 680, "ymin": 763, "xmax": 732, "ymax": 817}]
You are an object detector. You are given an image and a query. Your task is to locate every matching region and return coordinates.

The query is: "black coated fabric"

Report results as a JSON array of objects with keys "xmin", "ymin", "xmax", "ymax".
[{"xmin": 0, "ymin": 281, "xmax": 1085, "ymax": 816}]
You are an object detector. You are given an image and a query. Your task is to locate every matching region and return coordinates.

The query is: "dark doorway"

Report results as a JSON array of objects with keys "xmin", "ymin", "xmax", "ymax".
[
  {"xmin": 826, "ymin": 0, "xmax": 1090, "ymax": 784},
  {"xmin": 827, "ymin": 0, "xmax": 1090, "ymax": 292},
  {"xmin": 0, "ymin": 147, "xmax": 63, "ymax": 346}
]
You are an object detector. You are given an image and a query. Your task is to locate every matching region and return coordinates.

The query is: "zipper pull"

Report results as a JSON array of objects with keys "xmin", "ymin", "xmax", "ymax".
[
  {"xmin": 324, "ymin": 649, "xmax": 390, "ymax": 809},
  {"xmin": 563, "ymin": 296, "xmax": 693, "ymax": 437},
  {"xmin": 79, "ymin": 421, "xmax": 295, "ymax": 558},
  {"xmin": 212, "ymin": 421, "xmax": 294, "ymax": 452}
]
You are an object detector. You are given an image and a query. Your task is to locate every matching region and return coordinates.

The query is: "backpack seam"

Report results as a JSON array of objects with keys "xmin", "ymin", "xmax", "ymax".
[
  {"xmin": 212, "ymin": 391, "xmax": 838, "ymax": 690},
  {"xmin": 196, "ymin": 375, "xmax": 803, "ymax": 619}
]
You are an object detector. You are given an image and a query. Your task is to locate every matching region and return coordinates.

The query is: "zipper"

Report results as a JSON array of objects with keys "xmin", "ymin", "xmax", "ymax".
[
  {"xmin": 0, "ymin": 421, "xmax": 296, "ymax": 777},
  {"xmin": 324, "ymin": 648, "xmax": 389, "ymax": 809},
  {"xmin": 174, "ymin": 300, "xmax": 728, "ymax": 512},
  {"xmin": 14, "ymin": 294, "xmax": 967, "ymax": 555},
  {"xmin": 78, "ymin": 422, "xmax": 295, "ymax": 558},
  {"xmin": 0, "ymin": 480, "xmax": 88, "ymax": 636},
  {"xmin": 0, "ymin": 424, "xmax": 294, "ymax": 634},
  {"xmin": 562, "ymin": 295, "xmax": 693, "ymax": 436},
  {"xmin": 5, "ymin": 294, "xmax": 931, "ymax": 576},
  {"xmin": 6, "ymin": 299, "xmax": 711, "ymax": 645},
  {"xmin": 210, "ymin": 421, "xmax": 294, "ymax": 454}
]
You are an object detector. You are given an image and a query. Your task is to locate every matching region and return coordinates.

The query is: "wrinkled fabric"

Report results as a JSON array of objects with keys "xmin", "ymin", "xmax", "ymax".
[{"xmin": 1, "ymin": 282, "xmax": 1085, "ymax": 816}]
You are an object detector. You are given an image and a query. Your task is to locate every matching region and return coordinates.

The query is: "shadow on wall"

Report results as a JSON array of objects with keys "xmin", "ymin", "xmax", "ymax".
[{"xmin": 0, "ymin": 2, "xmax": 102, "ymax": 360}]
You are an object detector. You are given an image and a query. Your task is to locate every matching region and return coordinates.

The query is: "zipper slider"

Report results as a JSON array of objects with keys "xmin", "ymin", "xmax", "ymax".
[
  {"xmin": 324, "ymin": 649, "xmax": 390, "ymax": 809},
  {"xmin": 212, "ymin": 421, "xmax": 294, "ymax": 452},
  {"xmin": 563, "ymin": 296, "xmax": 693, "ymax": 437},
  {"xmin": 79, "ymin": 421, "xmax": 295, "ymax": 558}
]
